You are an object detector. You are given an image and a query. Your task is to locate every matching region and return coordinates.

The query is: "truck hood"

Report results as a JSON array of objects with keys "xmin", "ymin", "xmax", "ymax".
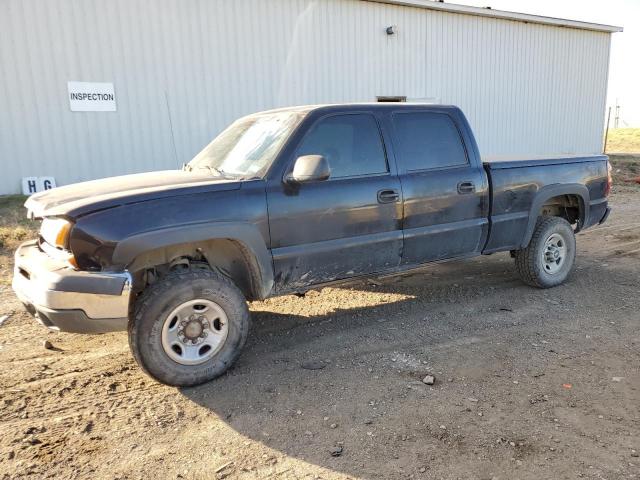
[{"xmin": 25, "ymin": 170, "xmax": 242, "ymax": 218}]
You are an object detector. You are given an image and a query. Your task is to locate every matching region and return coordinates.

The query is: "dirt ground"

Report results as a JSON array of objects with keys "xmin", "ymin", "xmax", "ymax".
[{"xmin": 0, "ymin": 161, "xmax": 639, "ymax": 480}]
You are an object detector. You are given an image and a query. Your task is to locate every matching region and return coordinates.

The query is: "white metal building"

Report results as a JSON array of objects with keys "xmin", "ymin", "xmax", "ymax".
[{"xmin": 0, "ymin": 0, "xmax": 621, "ymax": 194}]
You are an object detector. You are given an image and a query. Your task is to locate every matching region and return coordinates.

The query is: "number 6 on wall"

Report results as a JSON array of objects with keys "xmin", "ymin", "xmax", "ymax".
[{"xmin": 21, "ymin": 177, "xmax": 57, "ymax": 195}]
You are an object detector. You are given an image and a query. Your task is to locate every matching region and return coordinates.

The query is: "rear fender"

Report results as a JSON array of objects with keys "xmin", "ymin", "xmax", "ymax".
[{"xmin": 520, "ymin": 184, "xmax": 589, "ymax": 249}]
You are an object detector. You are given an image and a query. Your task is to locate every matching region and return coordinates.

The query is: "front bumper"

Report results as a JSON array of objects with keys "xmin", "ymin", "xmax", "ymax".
[
  {"xmin": 12, "ymin": 240, "xmax": 131, "ymax": 333},
  {"xmin": 599, "ymin": 206, "xmax": 611, "ymax": 225}
]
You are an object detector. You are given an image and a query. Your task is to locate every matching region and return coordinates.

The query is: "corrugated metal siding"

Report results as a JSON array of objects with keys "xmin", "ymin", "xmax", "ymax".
[{"xmin": 0, "ymin": 0, "xmax": 612, "ymax": 194}]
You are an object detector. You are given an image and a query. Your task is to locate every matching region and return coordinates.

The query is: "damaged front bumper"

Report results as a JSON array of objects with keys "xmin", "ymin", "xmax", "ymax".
[{"xmin": 12, "ymin": 240, "xmax": 131, "ymax": 333}]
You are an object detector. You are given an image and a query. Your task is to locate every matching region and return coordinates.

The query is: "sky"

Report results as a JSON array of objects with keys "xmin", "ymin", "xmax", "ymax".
[{"xmin": 461, "ymin": 0, "xmax": 640, "ymax": 127}]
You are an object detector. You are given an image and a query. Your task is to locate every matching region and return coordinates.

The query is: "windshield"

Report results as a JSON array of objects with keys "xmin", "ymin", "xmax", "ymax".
[{"xmin": 187, "ymin": 111, "xmax": 304, "ymax": 178}]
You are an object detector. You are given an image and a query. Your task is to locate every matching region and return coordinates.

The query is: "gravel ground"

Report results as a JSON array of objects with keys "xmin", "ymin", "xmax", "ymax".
[{"xmin": 0, "ymin": 181, "xmax": 638, "ymax": 480}]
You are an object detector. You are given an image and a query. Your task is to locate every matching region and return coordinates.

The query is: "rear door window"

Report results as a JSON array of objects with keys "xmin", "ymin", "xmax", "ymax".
[
  {"xmin": 296, "ymin": 114, "xmax": 388, "ymax": 178},
  {"xmin": 391, "ymin": 112, "xmax": 467, "ymax": 171}
]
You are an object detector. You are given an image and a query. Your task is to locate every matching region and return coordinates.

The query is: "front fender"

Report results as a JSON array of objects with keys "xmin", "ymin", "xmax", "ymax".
[{"xmin": 111, "ymin": 222, "xmax": 274, "ymax": 299}]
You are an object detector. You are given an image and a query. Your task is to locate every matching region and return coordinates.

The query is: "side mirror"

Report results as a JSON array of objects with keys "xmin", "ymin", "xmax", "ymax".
[{"xmin": 286, "ymin": 155, "xmax": 330, "ymax": 184}]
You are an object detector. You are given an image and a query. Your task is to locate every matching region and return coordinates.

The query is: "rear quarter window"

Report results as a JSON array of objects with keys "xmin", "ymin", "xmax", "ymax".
[{"xmin": 391, "ymin": 112, "xmax": 468, "ymax": 171}]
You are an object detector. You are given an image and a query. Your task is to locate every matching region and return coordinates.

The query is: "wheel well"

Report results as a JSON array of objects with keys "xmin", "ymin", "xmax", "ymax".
[
  {"xmin": 127, "ymin": 239, "xmax": 261, "ymax": 300},
  {"xmin": 539, "ymin": 195, "xmax": 582, "ymax": 228}
]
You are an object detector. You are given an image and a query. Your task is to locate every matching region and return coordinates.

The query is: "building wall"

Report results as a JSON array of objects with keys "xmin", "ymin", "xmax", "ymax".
[{"xmin": 0, "ymin": 0, "xmax": 612, "ymax": 194}]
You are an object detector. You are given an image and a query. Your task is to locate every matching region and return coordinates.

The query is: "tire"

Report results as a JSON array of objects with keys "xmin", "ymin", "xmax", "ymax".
[
  {"xmin": 129, "ymin": 270, "xmax": 249, "ymax": 387},
  {"xmin": 514, "ymin": 216, "xmax": 576, "ymax": 288}
]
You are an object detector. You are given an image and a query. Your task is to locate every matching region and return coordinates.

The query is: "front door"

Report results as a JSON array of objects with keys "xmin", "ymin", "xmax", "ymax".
[{"xmin": 267, "ymin": 112, "xmax": 403, "ymax": 292}]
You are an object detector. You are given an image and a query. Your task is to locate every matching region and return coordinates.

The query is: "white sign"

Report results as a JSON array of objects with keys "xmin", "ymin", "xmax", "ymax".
[
  {"xmin": 22, "ymin": 177, "xmax": 56, "ymax": 195},
  {"xmin": 68, "ymin": 81, "xmax": 116, "ymax": 112}
]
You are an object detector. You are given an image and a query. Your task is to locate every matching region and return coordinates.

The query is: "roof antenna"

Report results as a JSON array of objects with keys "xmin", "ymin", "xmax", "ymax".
[{"xmin": 164, "ymin": 90, "xmax": 179, "ymax": 167}]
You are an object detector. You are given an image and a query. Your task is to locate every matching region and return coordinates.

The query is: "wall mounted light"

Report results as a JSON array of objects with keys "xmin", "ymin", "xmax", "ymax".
[{"xmin": 386, "ymin": 25, "xmax": 395, "ymax": 35}]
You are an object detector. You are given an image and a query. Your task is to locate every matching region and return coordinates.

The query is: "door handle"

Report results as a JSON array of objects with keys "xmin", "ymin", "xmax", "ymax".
[
  {"xmin": 377, "ymin": 189, "xmax": 400, "ymax": 203},
  {"xmin": 457, "ymin": 181, "xmax": 475, "ymax": 194}
]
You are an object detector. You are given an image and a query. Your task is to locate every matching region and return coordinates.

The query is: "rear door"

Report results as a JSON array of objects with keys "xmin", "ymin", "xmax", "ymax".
[
  {"xmin": 389, "ymin": 110, "xmax": 489, "ymax": 265},
  {"xmin": 266, "ymin": 111, "xmax": 403, "ymax": 292}
]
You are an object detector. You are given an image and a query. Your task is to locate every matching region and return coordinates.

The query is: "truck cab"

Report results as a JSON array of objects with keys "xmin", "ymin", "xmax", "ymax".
[{"xmin": 266, "ymin": 105, "xmax": 489, "ymax": 291}]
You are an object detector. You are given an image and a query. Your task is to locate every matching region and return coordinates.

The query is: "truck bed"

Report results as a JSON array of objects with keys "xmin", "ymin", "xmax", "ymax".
[{"xmin": 482, "ymin": 154, "xmax": 610, "ymax": 254}]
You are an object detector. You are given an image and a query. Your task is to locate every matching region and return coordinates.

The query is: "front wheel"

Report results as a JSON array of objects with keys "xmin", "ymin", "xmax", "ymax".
[
  {"xmin": 129, "ymin": 270, "xmax": 249, "ymax": 387},
  {"xmin": 514, "ymin": 216, "xmax": 576, "ymax": 288}
]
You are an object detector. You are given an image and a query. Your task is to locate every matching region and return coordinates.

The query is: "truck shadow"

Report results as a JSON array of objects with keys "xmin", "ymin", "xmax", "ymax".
[{"xmin": 178, "ymin": 255, "xmax": 537, "ymax": 478}]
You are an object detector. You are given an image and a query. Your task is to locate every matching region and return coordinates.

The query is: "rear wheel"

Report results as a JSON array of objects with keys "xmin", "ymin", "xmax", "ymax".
[
  {"xmin": 129, "ymin": 270, "xmax": 249, "ymax": 386},
  {"xmin": 514, "ymin": 216, "xmax": 576, "ymax": 288}
]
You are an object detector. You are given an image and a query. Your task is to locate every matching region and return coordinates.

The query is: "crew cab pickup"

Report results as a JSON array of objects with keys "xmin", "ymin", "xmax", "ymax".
[{"xmin": 13, "ymin": 104, "xmax": 612, "ymax": 386}]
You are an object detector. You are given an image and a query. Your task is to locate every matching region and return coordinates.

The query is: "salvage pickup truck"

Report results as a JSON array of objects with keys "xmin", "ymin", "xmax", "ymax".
[{"xmin": 13, "ymin": 104, "xmax": 612, "ymax": 386}]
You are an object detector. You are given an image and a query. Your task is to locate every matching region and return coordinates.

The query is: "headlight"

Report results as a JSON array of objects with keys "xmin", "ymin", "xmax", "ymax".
[{"xmin": 40, "ymin": 218, "xmax": 72, "ymax": 249}]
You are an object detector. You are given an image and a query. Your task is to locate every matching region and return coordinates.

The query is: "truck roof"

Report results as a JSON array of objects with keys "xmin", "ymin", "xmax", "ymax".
[{"xmin": 255, "ymin": 103, "xmax": 461, "ymax": 116}]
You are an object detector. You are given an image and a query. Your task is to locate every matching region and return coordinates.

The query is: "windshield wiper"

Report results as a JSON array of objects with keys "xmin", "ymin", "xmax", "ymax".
[
  {"xmin": 197, "ymin": 164, "xmax": 241, "ymax": 178},
  {"xmin": 203, "ymin": 165, "xmax": 222, "ymax": 175}
]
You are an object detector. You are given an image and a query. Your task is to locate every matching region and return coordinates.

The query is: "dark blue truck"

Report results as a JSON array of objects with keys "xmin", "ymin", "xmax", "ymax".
[{"xmin": 13, "ymin": 104, "xmax": 612, "ymax": 386}]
